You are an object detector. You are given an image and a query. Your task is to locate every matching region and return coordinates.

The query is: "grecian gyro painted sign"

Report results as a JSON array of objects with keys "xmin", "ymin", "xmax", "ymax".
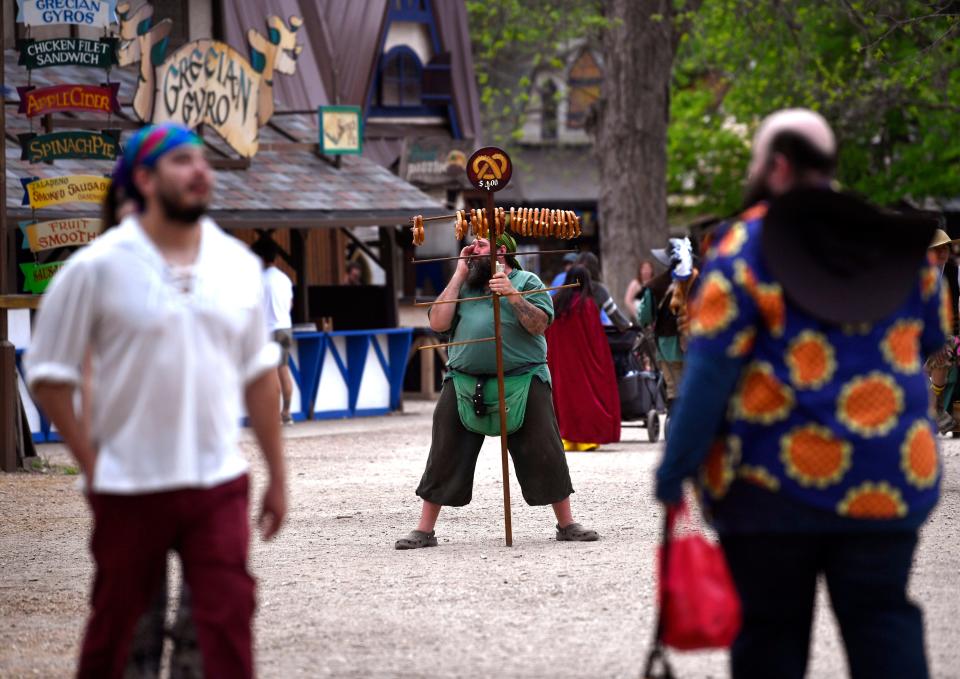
[
  {"xmin": 18, "ymin": 130, "xmax": 121, "ymax": 163},
  {"xmin": 117, "ymin": 2, "xmax": 303, "ymax": 158},
  {"xmin": 20, "ymin": 175, "xmax": 111, "ymax": 208},
  {"xmin": 16, "ymin": 0, "xmax": 118, "ymax": 28},
  {"xmin": 18, "ymin": 37, "xmax": 118, "ymax": 70},
  {"xmin": 20, "ymin": 218, "xmax": 102, "ymax": 253},
  {"xmin": 17, "ymin": 83, "xmax": 121, "ymax": 117}
]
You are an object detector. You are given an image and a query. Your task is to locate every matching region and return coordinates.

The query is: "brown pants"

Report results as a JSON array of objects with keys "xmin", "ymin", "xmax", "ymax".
[
  {"xmin": 78, "ymin": 475, "xmax": 255, "ymax": 679},
  {"xmin": 659, "ymin": 360, "xmax": 684, "ymax": 400}
]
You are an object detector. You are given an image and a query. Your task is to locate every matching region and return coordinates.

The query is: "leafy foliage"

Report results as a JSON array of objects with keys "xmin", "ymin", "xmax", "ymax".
[
  {"xmin": 671, "ymin": 1, "xmax": 960, "ymax": 216},
  {"xmin": 469, "ymin": 2, "xmax": 960, "ymax": 217}
]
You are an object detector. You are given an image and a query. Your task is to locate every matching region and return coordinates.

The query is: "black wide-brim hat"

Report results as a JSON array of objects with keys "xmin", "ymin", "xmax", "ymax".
[{"xmin": 760, "ymin": 187, "xmax": 938, "ymax": 324}]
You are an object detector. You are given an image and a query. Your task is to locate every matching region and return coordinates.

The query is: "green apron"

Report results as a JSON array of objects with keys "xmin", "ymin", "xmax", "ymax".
[{"xmin": 451, "ymin": 370, "xmax": 535, "ymax": 436}]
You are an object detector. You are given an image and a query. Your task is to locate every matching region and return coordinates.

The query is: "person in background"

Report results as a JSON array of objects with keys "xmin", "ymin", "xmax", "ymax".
[
  {"xmin": 549, "ymin": 252, "xmax": 579, "ymax": 294},
  {"xmin": 925, "ymin": 228, "xmax": 959, "ymax": 433},
  {"xmin": 546, "ymin": 266, "xmax": 621, "ymax": 452},
  {"xmin": 573, "ymin": 252, "xmax": 633, "ymax": 331},
  {"xmin": 395, "ymin": 234, "xmax": 599, "ymax": 549},
  {"xmin": 656, "ymin": 108, "xmax": 943, "ymax": 679},
  {"xmin": 27, "ymin": 122, "xmax": 286, "ymax": 678},
  {"xmin": 624, "ymin": 259, "xmax": 656, "ymax": 316},
  {"xmin": 343, "ymin": 260, "xmax": 364, "ymax": 285},
  {"xmin": 636, "ymin": 241, "xmax": 695, "ymax": 413},
  {"xmin": 253, "ymin": 238, "xmax": 296, "ymax": 425}
]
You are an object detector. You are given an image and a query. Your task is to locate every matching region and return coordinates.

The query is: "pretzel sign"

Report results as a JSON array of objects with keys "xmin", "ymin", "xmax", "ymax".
[{"xmin": 467, "ymin": 146, "xmax": 512, "ymax": 192}]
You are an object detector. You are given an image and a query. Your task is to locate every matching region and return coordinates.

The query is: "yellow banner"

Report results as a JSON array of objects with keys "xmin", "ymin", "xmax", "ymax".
[
  {"xmin": 25, "ymin": 217, "xmax": 102, "ymax": 253},
  {"xmin": 25, "ymin": 175, "xmax": 110, "ymax": 208}
]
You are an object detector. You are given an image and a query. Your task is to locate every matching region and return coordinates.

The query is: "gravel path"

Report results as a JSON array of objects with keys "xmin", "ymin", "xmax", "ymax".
[{"xmin": 2, "ymin": 401, "xmax": 959, "ymax": 678}]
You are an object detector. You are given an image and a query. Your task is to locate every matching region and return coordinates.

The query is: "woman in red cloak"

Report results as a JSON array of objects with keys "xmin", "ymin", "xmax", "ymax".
[{"xmin": 547, "ymin": 266, "xmax": 622, "ymax": 451}]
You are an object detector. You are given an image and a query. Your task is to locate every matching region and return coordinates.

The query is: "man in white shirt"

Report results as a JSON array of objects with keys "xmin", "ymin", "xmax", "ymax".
[
  {"xmin": 252, "ymin": 239, "xmax": 295, "ymax": 424},
  {"xmin": 26, "ymin": 122, "xmax": 285, "ymax": 679}
]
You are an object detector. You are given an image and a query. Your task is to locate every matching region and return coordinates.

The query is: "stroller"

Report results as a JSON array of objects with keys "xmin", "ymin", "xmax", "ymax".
[{"xmin": 606, "ymin": 326, "xmax": 667, "ymax": 442}]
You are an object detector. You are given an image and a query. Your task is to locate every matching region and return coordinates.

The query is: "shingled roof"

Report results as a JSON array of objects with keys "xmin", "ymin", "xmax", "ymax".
[{"xmin": 4, "ymin": 52, "xmax": 443, "ymax": 228}]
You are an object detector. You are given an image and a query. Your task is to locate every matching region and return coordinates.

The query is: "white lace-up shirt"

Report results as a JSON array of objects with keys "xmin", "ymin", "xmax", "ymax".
[{"xmin": 26, "ymin": 216, "xmax": 280, "ymax": 494}]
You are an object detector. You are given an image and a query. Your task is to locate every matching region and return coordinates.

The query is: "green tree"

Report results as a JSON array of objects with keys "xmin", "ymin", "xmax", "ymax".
[{"xmin": 670, "ymin": 1, "xmax": 960, "ymax": 217}]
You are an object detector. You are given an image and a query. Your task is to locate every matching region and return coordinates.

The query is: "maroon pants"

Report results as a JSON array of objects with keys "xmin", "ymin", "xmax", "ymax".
[{"xmin": 78, "ymin": 474, "xmax": 255, "ymax": 679}]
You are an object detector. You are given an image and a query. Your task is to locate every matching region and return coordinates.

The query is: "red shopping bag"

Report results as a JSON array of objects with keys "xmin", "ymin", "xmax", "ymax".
[{"xmin": 656, "ymin": 501, "xmax": 741, "ymax": 650}]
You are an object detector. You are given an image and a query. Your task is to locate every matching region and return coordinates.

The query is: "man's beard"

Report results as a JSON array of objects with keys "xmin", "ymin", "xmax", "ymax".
[
  {"xmin": 158, "ymin": 186, "xmax": 207, "ymax": 226},
  {"xmin": 466, "ymin": 257, "xmax": 492, "ymax": 289},
  {"xmin": 741, "ymin": 174, "xmax": 772, "ymax": 211}
]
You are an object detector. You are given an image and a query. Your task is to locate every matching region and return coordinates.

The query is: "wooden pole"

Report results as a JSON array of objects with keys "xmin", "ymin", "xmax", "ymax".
[
  {"xmin": 487, "ymin": 192, "xmax": 513, "ymax": 547},
  {"xmin": 414, "ymin": 282, "xmax": 579, "ymax": 308},
  {"xmin": 0, "ymin": 3, "xmax": 17, "ymax": 473}
]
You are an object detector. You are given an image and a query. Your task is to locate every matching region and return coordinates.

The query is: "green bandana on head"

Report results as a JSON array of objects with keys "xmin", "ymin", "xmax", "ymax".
[{"xmin": 496, "ymin": 232, "xmax": 522, "ymax": 271}]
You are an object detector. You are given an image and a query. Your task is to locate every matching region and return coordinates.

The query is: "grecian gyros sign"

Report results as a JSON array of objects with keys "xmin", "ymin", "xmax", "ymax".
[
  {"xmin": 18, "ymin": 37, "xmax": 118, "ymax": 70},
  {"xmin": 16, "ymin": 0, "xmax": 118, "ymax": 28}
]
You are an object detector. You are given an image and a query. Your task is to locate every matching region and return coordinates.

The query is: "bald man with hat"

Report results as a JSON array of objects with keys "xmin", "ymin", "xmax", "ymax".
[
  {"xmin": 27, "ymin": 122, "xmax": 286, "ymax": 678},
  {"xmin": 656, "ymin": 109, "xmax": 944, "ymax": 678},
  {"xmin": 396, "ymin": 234, "xmax": 599, "ymax": 548}
]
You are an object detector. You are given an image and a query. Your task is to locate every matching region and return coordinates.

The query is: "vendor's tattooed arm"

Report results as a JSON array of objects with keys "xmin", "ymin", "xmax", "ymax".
[{"xmin": 508, "ymin": 295, "xmax": 549, "ymax": 336}]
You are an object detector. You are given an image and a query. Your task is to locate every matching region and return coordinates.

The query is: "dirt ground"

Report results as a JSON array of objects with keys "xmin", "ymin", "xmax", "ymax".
[{"xmin": 2, "ymin": 400, "xmax": 959, "ymax": 678}]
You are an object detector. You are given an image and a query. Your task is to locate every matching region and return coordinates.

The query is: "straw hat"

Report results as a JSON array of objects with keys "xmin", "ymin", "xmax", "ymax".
[{"xmin": 929, "ymin": 229, "xmax": 956, "ymax": 249}]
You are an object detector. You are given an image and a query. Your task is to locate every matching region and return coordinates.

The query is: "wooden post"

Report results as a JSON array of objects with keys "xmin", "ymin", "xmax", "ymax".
[
  {"xmin": 486, "ymin": 192, "xmax": 513, "ymax": 547},
  {"xmin": 0, "ymin": 2, "xmax": 16, "ymax": 473}
]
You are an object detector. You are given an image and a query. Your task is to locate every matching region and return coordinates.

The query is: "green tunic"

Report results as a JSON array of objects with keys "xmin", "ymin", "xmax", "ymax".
[{"xmin": 442, "ymin": 269, "xmax": 554, "ymax": 385}]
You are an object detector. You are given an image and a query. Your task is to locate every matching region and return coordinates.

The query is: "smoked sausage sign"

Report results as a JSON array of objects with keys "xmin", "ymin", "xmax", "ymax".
[{"xmin": 21, "ymin": 175, "xmax": 111, "ymax": 208}]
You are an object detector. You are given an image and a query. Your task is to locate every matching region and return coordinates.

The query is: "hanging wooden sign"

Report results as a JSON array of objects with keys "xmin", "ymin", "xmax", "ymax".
[
  {"xmin": 19, "ymin": 130, "xmax": 121, "ymax": 163},
  {"xmin": 21, "ymin": 175, "xmax": 111, "ymax": 208},
  {"xmin": 467, "ymin": 147, "xmax": 513, "ymax": 192},
  {"xmin": 117, "ymin": 2, "xmax": 303, "ymax": 158},
  {"xmin": 18, "ymin": 37, "xmax": 118, "ymax": 70},
  {"xmin": 20, "ymin": 261, "xmax": 65, "ymax": 294},
  {"xmin": 16, "ymin": 0, "xmax": 118, "ymax": 29},
  {"xmin": 17, "ymin": 83, "xmax": 121, "ymax": 117},
  {"xmin": 20, "ymin": 218, "xmax": 102, "ymax": 253}
]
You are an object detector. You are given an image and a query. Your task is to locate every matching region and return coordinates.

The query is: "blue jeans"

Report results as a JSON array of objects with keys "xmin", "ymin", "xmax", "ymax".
[{"xmin": 720, "ymin": 532, "xmax": 928, "ymax": 679}]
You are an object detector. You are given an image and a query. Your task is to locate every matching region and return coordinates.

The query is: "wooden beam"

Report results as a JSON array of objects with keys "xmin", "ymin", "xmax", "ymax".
[{"xmin": 339, "ymin": 227, "xmax": 383, "ymax": 267}]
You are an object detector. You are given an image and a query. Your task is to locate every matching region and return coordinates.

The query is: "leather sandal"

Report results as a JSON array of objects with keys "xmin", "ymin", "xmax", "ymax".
[
  {"xmin": 556, "ymin": 522, "xmax": 600, "ymax": 542},
  {"xmin": 395, "ymin": 529, "xmax": 438, "ymax": 550}
]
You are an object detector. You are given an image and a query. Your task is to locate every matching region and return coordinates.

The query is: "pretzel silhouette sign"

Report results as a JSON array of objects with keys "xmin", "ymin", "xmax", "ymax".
[{"xmin": 467, "ymin": 146, "xmax": 512, "ymax": 192}]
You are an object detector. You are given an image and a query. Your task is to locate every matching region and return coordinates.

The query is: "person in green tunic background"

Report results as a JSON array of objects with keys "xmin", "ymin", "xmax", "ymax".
[{"xmin": 395, "ymin": 234, "xmax": 600, "ymax": 549}]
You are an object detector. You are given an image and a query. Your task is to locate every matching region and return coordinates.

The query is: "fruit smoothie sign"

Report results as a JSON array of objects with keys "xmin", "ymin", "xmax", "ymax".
[{"xmin": 16, "ymin": 0, "xmax": 118, "ymax": 28}]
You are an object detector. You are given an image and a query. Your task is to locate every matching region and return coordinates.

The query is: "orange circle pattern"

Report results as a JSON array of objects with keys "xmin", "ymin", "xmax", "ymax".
[
  {"xmin": 900, "ymin": 421, "xmax": 939, "ymax": 489},
  {"xmin": 920, "ymin": 266, "xmax": 938, "ymax": 302},
  {"xmin": 837, "ymin": 481, "xmax": 908, "ymax": 519},
  {"xmin": 880, "ymin": 320, "xmax": 923, "ymax": 375},
  {"xmin": 733, "ymin": 362, "xmax": 795, "ymax": 424},
  {"xmin": 737, "ymin": 464, "xmax": 780, "ymax": 492},
  {"xmin": 690, "ymin": 271, "xmax": 738, "ymax": 338},
  {"xmin": 716, "ymin": 221, "xmax": 748, "ymax": 258},
  {"xmin": 700, "ymin": 438, "xmax": 736, "ymax": 499},
  {"xmin": 734, "ymin": 260, "xmax": 786, "ymax": 337},
  {"xmin": 779, "ymin": 424, "xmax": 852, "ymax": 488},
  {"xmin": 785, "ymin": 331, "xmax": 836, "ymax": 390},
  {"xmin": 836, "ymin": 372, "xmax": 904, "ymax": 438},
  {"xmin": 727, "ymin": 327, "xmax": 757, "ymax": 358},
  {"xmin": 940, "ymin": 284, "xmax": 955, "ymax": 336}
]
